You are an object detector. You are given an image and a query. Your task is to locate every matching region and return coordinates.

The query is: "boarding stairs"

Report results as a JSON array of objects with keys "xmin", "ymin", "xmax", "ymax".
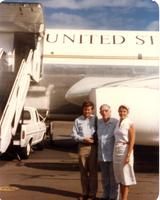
[{"xmin": 0, "ymin": 2, "xmax": 45, "ymax": 154}]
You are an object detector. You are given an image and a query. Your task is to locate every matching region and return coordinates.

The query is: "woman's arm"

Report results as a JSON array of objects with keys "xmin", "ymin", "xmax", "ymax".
[{"xmin": 124, "ymin": 124, "xmax": 135, "ymax": 164}]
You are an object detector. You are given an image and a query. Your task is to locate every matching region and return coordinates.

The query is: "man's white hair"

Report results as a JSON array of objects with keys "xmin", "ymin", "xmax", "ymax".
[{"xmin": 100, "ymin": 104, "xmax": 111, "ymax": 110}]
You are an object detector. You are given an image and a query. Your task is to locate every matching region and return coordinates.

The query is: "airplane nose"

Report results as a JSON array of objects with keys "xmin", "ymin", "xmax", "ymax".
[
  {"xmin": 65, "ymin": 84, "xmax": 88, "ymax": 106},
  {"xmin": 65, "ymin": 77, "xmax": 128, "ymax": 105}
]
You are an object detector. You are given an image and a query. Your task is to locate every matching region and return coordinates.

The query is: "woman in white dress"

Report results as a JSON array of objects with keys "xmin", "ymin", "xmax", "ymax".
[{"xmin": 113, "ymin": 105, "xmax": 136, "ymax": 200}]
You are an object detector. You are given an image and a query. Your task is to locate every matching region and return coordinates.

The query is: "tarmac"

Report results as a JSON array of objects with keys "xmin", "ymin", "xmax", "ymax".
[{"xmin": 0, "ymin": 121, "xmax": 158, "ymax": 200}]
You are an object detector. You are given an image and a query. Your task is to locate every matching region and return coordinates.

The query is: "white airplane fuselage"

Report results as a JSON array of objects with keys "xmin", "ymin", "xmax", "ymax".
[{"xmin": 26, "ymin": 29, "xmax": 159, "ymax": 146}]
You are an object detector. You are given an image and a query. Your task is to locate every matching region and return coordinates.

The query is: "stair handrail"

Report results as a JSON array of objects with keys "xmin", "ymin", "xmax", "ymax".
[
  {"xmin": 0, "ymin": 49, "xmax": 34, "ymax": 153},
  {"xmin": 0, "ymin": 48, "xmax": 4, "ymax": 58},
  {"xmin": 0, "ymin": 49, "xmax": 33, "ymax": 124}
]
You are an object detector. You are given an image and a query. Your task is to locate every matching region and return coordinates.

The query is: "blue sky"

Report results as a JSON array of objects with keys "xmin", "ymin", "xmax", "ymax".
[{"xmin": 3, "ymin": 0, "xmax": 159, "ymax": 31}]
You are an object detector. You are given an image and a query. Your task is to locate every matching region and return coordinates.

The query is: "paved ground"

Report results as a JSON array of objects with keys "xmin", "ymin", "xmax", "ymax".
[{"xmin": 0, "ymin": 121, "xmax": 158, "ymax": 200}]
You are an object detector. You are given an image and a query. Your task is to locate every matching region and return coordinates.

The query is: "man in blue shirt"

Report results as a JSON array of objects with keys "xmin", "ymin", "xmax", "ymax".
[
  {"xmin": 98, "ymin": 104, "xmax": 118, "ymax": 200},
  {"xmin": 72, "ymin": 100, "xmax": 98, "ymax": 200}
]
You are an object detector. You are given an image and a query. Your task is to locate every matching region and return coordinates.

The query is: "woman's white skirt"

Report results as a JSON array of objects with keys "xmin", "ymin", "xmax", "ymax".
[{"xmin": 113, "ymin": 143, "xmax": 136, "ymax": 186}]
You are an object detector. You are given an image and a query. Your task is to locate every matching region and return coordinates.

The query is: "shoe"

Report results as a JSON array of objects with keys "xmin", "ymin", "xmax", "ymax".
[
  {"xmin": 78, "ymin": 195, "xmax": 88, "ymax": 200},
  {"xmin": 88, "ymin": 196, "xmax": 96, "ymax": 200}
]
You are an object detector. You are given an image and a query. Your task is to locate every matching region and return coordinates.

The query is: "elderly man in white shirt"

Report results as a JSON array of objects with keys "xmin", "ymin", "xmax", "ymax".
[{"xmin": 98, "ymin": 104, "xmax": 118, "ymax": 200}]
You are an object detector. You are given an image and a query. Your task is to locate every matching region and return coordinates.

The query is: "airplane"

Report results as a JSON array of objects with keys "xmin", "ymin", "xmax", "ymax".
[
  {"xmin": 25, "ymin": 29, "xmax": 159, "ymax": 146},
  {"xmin": 0, "ymin": 2, "xmax": 159, "ymax": 147}
]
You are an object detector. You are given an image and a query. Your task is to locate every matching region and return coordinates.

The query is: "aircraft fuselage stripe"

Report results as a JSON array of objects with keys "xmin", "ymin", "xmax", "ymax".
[{"xmin": 43, "ymin": 54, "xmax": 158, "ymax": 60}]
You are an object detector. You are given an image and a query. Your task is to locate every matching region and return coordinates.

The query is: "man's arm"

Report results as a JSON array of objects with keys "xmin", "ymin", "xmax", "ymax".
[
  {"xmin": 72, "ymin": 119, "xmax": 84, "ymax": 142},
  {"xmin": 72, "ymin": 119, "xmax": 94, "ymax": 144}
]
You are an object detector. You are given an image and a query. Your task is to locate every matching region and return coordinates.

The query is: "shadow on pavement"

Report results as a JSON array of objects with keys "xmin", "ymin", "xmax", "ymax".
[
  {"xmin": 24, "ymin": 162, "xmax": 79, "ymax": 171},
  {"xmin": 48, "ymin": 138, "xmax": 78, "ymax": 153},
  {"xmin": 24, "ymin": 144, "xmax": 158, "ymax": 173},
  {"xmin": 1, "ymin": 139, "xmax": 158, "ymax": 173},
  {"xmin": 10, "ymin": 184, "xmax": 80, "ymax": 198},
  {"xmin": 134, "ymin": 145, "xmax": 159, "ymax": 173}
]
